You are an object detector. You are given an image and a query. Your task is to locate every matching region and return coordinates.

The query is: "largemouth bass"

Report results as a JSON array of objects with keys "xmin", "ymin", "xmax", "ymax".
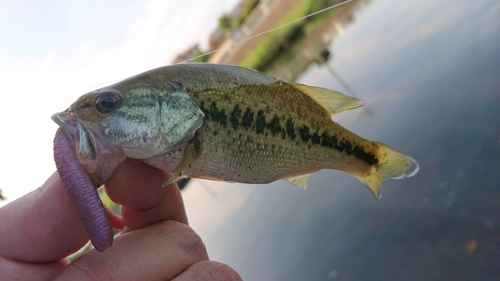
[
  {"xmin": 52, "ymin": 63, "xmax": 419, "ymax": 250},
  {"xmin": 53, "ymin": 63, "xmax": 418, "ymax": 198}
]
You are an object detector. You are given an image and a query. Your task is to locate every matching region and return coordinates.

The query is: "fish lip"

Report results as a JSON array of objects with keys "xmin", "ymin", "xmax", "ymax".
[
  {"xmin": 52, "ymin": 111, "xmax": 98, "ymax": 166},
  {"xmin": 52, "ymin": 112, "xmax": 79, "ymax": 147}
]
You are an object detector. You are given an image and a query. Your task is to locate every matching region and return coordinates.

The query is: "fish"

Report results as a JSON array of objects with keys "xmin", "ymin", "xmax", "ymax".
[
  {"xmin": 53, "ymin": 62, "xmax": 418, "ymax": 198},
  {"xmin": 52, "ymin": 62, "xmax": 419, "ymax": 251}
]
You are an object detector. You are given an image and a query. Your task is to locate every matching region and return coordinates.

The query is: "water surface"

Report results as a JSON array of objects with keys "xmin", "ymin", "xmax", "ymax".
[{"xmin": 183, "ymin": 0, "xmax": 500, "ymax": 280}]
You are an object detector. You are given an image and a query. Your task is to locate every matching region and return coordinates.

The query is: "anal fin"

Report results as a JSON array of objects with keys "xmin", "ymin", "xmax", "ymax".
[{"xmin": 284, "ymin": 174, "xmax": 311, "ymax": 189}]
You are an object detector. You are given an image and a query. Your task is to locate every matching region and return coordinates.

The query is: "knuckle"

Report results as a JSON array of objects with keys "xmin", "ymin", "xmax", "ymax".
[
  {"xmin": 66, "ymin": 251, "xmax": 118, "ymax": 281},
  {"xmin": 157, "ymin": 221, "xmax": 208, "ymax": 259},
  {"xmin": 189, "ymin": 261, "xmax": 243, "ymax": 281}
]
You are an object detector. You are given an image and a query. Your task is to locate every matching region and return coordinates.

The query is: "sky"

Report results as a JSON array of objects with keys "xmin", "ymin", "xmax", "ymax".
[{"xmin": 0, "ymin": 0, "xmax": 240, "ymax": 206}]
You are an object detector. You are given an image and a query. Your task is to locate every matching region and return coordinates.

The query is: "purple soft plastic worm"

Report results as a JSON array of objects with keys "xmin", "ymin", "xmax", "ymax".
[{"xmin": 54, "ymin": 128, "xmax": 113, "ymax": 251}]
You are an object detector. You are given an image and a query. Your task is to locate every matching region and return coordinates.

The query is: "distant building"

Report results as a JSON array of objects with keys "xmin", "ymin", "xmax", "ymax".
[
  {"xmin": 209, "ymin": 29, "xmax": 225, "ymax": 52},
  {"xmin": 208, "ymin": 0, "xmax": 302, "ymax": 65},
  {"xmin": 209, "ymin": 1, "xmax": 244, "ymax": 51},
  {"xmin": 172, "ymin": 45, "xmax": 204, "ymax": 64}
]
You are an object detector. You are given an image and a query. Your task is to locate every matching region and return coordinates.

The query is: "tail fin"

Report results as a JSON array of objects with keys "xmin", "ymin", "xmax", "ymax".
[{"xmin": 355, "ymin": 142, "xmax": 419, "ymax": 199}]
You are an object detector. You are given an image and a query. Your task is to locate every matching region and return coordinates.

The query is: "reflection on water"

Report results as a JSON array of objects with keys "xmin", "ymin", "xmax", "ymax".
[
  {"xmin": 264, "ymin": 0, "xmax": 363, "ymax": 82},
  {"xmin": 184, "ymin": 0, "xmax": 500, "ymax": 280}
]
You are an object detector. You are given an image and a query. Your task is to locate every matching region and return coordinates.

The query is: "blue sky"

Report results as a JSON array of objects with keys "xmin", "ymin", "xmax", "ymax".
[{"xmin": 0, "ymin": 0, "xmax": 240, "ymax": 205}]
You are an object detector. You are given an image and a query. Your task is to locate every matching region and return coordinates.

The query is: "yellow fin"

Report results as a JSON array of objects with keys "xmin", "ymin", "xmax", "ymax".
[
  {"xmin": 291, "ymin": 82, "xmax": 364, "ymax": 116},
  {"xmin": 162, "ymin": 141, "xmax": 200, "ymax": 187},
  {"xmin": 354, "ymin": 142, "xmax": 419, "ymax": 199},
  {"xmin": 284, "ymin": 174, "xmax": 311, "ymax": 189}
]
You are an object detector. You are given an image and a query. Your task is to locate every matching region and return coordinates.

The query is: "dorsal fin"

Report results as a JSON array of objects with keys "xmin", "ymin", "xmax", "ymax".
[{"xmin": 291, "ymin": 82, "xmax": 364, "ymax": 116}]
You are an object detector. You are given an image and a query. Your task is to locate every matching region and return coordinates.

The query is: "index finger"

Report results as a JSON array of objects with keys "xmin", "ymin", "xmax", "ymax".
[{"xmin": 104, "ymin": 159, "xmax": 188, "ymax": 231}]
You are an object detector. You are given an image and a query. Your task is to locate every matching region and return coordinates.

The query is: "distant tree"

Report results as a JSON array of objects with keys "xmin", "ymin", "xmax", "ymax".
[
  {"xmin": 0, "ymin": 188, "xmax": 5, "ymax": 201},
  {"xmin": 218, "ymin": 14, "xmax": 232, "ymax": 31},
  {"xmin": 233, "ymin": 0, "xmax": 260, "ymax": 27}
]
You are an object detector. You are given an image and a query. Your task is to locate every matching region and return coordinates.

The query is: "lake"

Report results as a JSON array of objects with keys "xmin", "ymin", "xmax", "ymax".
[{"xmin": 182, "ymin": 0, "xmax": 500, "ymax": 280}]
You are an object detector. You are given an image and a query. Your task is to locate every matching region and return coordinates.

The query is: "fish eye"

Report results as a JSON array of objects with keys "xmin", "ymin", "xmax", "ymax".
[{"xmin": 96, "ymin": 92, "xmax": 121, "ymax": 114}]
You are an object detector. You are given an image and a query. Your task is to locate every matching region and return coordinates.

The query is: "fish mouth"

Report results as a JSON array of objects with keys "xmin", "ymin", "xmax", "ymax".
[
  {"xmin": 52, "ymin": 111, "xmax": 126, "ymax": 185},
  {"xmin": 52, "ymin": 111, "xmax": 99, "ymax": 184},
  {"xmin": 52, "ymin": 111, "xmax": 97, "ymax": 162},
  {"xmin": 52, "ymin": 112, "xmax": 79, "ymax": 147}
]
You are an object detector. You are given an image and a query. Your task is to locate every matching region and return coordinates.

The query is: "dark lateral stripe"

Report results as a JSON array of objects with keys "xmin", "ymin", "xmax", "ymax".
[
  {"xmin": 203, "ymin": 101, "xmax": 227, "ymax": 126},
  {"xmin": 199, "ymin": 101, "xmax": 378, "ymax": 166},
  {"xmin": 286, "ymin": 118, "xmax": 296, "ymax": 140},
  {"xmin": 229, "ymin": 105, "xmax": 242, "ymax": 129},
  {"xmin": 241, "ymin": 107, "xmax": 254, "ymax": 127},
  {"xmin": 256, "ymin": 110, "xmax": 266, "ymax": 134}
]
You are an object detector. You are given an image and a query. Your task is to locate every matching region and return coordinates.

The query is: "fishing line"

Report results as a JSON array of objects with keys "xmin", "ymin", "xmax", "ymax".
[
  {"xmin": 181, "ymin": 0, "xmax": 353, "ymax": 63},
  {"xmin": 59, "ymin": 0, "xmax": 353, "ymax": 111},
  {"xmin": 57, "ymin": 79, "xmax": 123, "ymax": 111}
]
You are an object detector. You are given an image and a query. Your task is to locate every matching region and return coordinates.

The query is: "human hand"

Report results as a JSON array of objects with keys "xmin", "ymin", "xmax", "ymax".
[{"xmin": 0, "ymin": 159, "xmax": 242, "ymax": 280}]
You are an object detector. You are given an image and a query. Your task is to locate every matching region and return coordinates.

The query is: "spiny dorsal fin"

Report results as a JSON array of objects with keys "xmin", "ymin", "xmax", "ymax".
[
  {"xmin": 291, "ymin": 82, "xmax": 364, "ymax": 116},
  {"xmin": 284, "ymin": 174, "xmax": 312, "ymax": 189}
]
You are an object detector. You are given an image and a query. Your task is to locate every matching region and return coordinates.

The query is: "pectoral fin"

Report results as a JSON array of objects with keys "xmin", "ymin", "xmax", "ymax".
[
  {"xmin": 162, "ymin": 134, "xmax": 202, "ymax": 187},
  {"xmin": 284, "ymin": 174, "xmax": 311, "ymax": 189}
]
